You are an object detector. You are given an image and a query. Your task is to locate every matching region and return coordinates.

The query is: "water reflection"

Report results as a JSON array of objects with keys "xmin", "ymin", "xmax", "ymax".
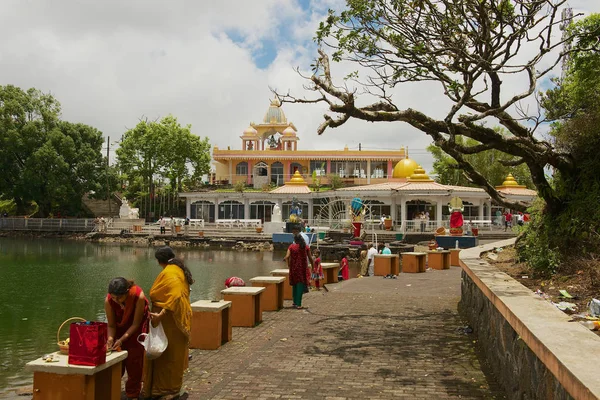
[{"xmin": 0, "ymin": 238, "xmax": 287, "ymax": 391}]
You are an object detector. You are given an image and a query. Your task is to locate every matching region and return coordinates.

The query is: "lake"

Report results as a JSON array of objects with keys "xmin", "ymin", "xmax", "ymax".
[{"xmin": 0, "ymin": 237, "xmax": 292, "ymax": 392}]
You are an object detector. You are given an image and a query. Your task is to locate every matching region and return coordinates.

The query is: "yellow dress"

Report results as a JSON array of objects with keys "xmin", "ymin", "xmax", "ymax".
[{"xmin": 142, "ymin": 264, "xmax": 192, "ymax": 398}]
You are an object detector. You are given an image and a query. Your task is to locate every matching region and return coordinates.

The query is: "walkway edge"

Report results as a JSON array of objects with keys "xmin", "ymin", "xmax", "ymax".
[{"xmin": 460, "ymin": 239, "xmax": 600, "ymax": 400}]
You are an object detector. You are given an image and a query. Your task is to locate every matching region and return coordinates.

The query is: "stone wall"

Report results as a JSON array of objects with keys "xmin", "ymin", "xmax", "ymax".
[
  {"xmin": 458, "ymin": 239, "xmax": 600, "ymax": 400},
  {"xmin": 459, "ymin": 270, "xmax": 572, "ymax": 400}
]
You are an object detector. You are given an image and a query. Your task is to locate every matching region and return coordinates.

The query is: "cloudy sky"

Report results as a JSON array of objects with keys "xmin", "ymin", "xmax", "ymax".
[{"xmin": 1, "ymin": 0, "xmax": 599, "ymax": 173}]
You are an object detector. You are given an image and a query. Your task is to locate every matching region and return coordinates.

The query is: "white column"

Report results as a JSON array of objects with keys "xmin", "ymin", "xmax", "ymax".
[
  {"xmin": 390, "ymin": 195, "xmax": 396, "ymax": 230},
  {"xmin": 436, "ymin": 197, "xmax": 443, "ymax": 227},
  {"xmin": 215, "ymin": 196, "xmax": 220, "ymax": 221},
  {"xmin": 366, "ymin": 159, "xmax": 371, "ymax": 184},
  {"xmin": 308, "ymin": 198, "xmax": 314, "ymax": 224},
  {"xmin": 400, "ymin": 198, "xmax": 407, "ymax": 233},
  {"xmin": 244, "ymin": 198, "xmax": 250, "ymax": 220},
  {"xmin": 185, "ymin": 197, "xmax": 191, "ymax": 218},
  {"xmin": 478, "ymin": 199, "xmax": 484, "ymax": 220}
]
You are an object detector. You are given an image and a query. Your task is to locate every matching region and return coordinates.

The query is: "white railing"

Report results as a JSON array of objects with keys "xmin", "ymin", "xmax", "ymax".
[{"xmin": 0, "ymin": 218, "xmax": 96, "ymax": 232}]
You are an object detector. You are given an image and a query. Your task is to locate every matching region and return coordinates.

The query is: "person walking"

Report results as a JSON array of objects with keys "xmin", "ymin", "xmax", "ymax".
[
  {"xmin": 159, "ymin": 216, "xmax": 166, "ymax": 235},
  {"xmin": 184, "ymin": 217, "xmax": 190, "ymax": 236},
  {"xmin": 169, "ymin": 215, "xmax": 176, "ymax": 235},
  {"xmin": 284, "ymin": 229, "xmax": 315, "ymax": 309},
  {"xmin": 366, "ymin": 243, "xmax": 377, "ymax": 276},
  {"xmin": 312, "ymin": 249, "xmax": 324, "ymax": 291},
  {"xmin": 142, "ymin": 247, "xmax": 193, "ymax": 399},
  {"xmin": 104, "ymin": 278, "xmax": 149, "ymax": 400},
  {"xmin": 339, "ymin": 254, "xmax": 349, "ymax": 281},
  {"xmin": 359, "ymin": 244, "xmax": 369, "ymax": 276}
]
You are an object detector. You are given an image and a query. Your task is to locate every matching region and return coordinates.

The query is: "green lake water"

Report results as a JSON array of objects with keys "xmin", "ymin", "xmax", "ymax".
[{"xmin": 0, "ymin": 238, "xmax": 287, "ymax": 392}]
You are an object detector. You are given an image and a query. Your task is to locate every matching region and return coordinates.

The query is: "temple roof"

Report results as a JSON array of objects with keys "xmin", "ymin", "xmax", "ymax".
[{"xmin": 263, "ymin": 97, "xmax": 287, "ymax": 124}]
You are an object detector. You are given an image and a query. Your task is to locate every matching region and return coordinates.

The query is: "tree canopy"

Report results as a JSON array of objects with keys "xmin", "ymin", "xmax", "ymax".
[
  {"xmin": 278, "ymin": 0, "xmax": 598, "ymax": 215},
  {"xmin": 116, "ymin": 115, "xmax": 211, "ymax": 217},
  {"xmin": 0, "ymin": 85, "xmax": 107, "ymax": 216},
  {"xmin": 427, "ymin": 129, "xmax": 534, "ymax": 189}
]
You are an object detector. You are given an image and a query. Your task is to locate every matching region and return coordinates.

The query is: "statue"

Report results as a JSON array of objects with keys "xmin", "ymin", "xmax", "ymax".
[
  {"xmin": 349, "ymin": 196, "xmax": 366, "ymax": 237},
  {"xmin": 448, "ymin": 196, "xmax": 464, "ymax": 236},
  {"xmin": 119, "ymin": 198, "xmax": 132, "ymax": 219},
  {"xmin": 247, "ymin": 142, "xmax": 254, "ymax": 150},
  {"xmin": 130, "ymin": 208, "xmax": 140, "ymax": 219},
  {"xmin": 272, "ymin": 204, "xmax": 282, "ymax": 223},
  {"xmin": 288, "ymin": 197, "xmax": 302, "ymax": 223}
]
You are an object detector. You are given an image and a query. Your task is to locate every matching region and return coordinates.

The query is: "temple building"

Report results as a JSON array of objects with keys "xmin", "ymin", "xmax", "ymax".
[
  {"xmin": 212, "ymin": 97, "xmax": 408, "ymax": 188},
  {"xmin": 181, "ymin": 98, "xmax": 537, "ymax": 230}
]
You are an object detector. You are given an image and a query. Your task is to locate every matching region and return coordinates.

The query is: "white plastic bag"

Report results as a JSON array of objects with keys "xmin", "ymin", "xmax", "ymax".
[{"xmin": 137, "ymin": 322, "xmax": 168, "ymax": 360}]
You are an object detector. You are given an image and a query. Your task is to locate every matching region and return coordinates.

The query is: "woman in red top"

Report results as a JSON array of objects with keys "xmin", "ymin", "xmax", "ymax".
[
  {"xmin": 339, "ymin": 254, "xmax": 349, "ymax": 281},
  {"xmin": 284, "ymin": 230, "xmax": 315, "ymax": 308},
  {"xmin": 104, "ymin": 277, "xmax": 149, "ymax": 399}
]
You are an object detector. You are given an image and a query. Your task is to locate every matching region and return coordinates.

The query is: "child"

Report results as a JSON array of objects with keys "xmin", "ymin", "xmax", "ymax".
[
  {"xmin": 312, "ymin": 249, "xmax": 324, "ymax": 290},
  {"xmin": 339, "ymin": 254, "xmax": 349, "ymax": 281}
]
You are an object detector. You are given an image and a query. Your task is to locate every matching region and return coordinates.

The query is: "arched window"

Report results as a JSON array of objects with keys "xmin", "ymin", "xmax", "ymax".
[
  {"xmin": 270, "ymin": 162, "xmax": 283, "ymax": 185},
  {"xmin": 192, "ymin": 200, "xmax": 215, "ymax": 222},
  {"xmin": 218, "ymin": 200, "xmax": 244, "ymax": 220},
  {"xmin": 235, "ymin": 162, "xmax": 248, "ymax": 176},
  {"xmin": 250, "ymin": 201, "xmax": 275, "ymax": 223},
  {"xmin": 254, "ymin": 161, "xmax": 268, "ymax": 177}
]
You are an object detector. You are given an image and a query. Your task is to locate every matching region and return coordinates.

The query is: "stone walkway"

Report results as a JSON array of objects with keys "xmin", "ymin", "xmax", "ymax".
[{"xmin": 184, "ymin": 267, "xmax": 506, "ymax": 399}]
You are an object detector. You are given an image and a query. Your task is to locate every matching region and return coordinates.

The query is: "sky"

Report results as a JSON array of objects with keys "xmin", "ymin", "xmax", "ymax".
[{"xmin": 1, "ymin": 0, "xmax": 599, "ymax": 174}]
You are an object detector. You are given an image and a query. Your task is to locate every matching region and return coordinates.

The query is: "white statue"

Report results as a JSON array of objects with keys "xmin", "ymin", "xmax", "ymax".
[
  {"xmin": 129, "ymin": 208, "xmax": 140, "ymax": 219},
  {"xmin": 272, "ymin": 204, "xmax": 282, "ymax": 223},
  {"xmin": 119, "ymin": 197, "xmax": 133, "ymax": 219}
]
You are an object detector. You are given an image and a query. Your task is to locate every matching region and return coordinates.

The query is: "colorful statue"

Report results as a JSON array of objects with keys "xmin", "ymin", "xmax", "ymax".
[
  {"xmin": 448, "ymin": 197, "xmax": 464, "ymax": 235},
  {"xmin": 349, "ymin": 196, "xmax": 366, "ymax": 237},
  {"xmin": 288, "ymin": 197, "xmax": 302, "ymax": 223}
]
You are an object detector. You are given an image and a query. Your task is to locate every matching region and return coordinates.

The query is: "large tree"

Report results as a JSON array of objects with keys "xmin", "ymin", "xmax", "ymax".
[
  {"xmin": 116, "ymin": 115, "xmax": 211, "ymax": 217},
  {"xmin": 0, "ymin": 85, "xmax": 107, "ymax": 216},
  {"xmin": 278, "ymin": 0, "xmax": 598, "ymax": 215},
  {"xmin": 427, "ymin": 130, "xmax": 534, "ymax": 189}
]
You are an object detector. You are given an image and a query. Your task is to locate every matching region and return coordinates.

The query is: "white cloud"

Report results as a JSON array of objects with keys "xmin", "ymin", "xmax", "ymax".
[{"xmin": 1, "ymin": 0, "xmax": 599, "ymax": 175}]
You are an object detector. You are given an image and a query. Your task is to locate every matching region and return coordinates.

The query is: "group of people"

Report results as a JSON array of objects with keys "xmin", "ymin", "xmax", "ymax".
[
  {"xmin": 105, "ymin": 246, "xmax": 193, "ymax": 399},
  {"xmin": 283, "ymin": 227, "xmax": 350, "ymax": 309},
  {"xmin": 358, "ymin": 242, "xmax": 391, "ymax": 277},
  {"xmin": 93, "ymin": 216, "xmax": 108, "ymax": 232},
  {"xmin": 158, "ymin": 216, "xmax": 191, "ymax": 236},
  {"xmin": 499, "ymin": 210, "xmax": 529, "ymax": 231}
]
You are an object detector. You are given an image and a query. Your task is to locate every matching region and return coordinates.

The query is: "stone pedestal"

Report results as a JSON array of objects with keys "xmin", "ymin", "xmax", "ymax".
[
  {"xmin": 263, "ymin": 221, "xmax": 286, "ymax": 234},
  {"xmin": 249, "ymin": 276, "xmax": 285, "ymax": 311},
  {"xmin": 190, "ymin": 300, "xmax": 232, "ymax": 350},
  {"xmin": 270, "ymin": 269, "xmax": 292, "ymax": 300},
  {"xmin": 450, "ymin": 249, "xmax": 461, "ymax": 267},
  {"xmin": 374, "ymin": 254, "xmax": 400, "ymax": 276},
  {"xmin": 401, "ymin": 252, "xmax": 427, "ymax": 273},
  {"xmin": 26, "ymin": 351, "xmax": 127, "ymax": 400},
  {"xmin": 321, "ymin": 263, "xmax": 339, "ymax": 284},
  {"xmin": 427, "ymin": 250, "xmax": 451, "ymax": 270},
  {"xmin": 221, "ymin": 287, "xmax": 265, "ymax": 327}
]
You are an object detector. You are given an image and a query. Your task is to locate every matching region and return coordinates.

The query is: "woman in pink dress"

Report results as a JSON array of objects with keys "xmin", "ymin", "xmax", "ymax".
[
  {"xmin": 339, "ymin": 254, "xmax": 349, "ymax": 281},
  {"xmin": 284, "ymin": 231, "xmax": 315, "ymax": 308}
]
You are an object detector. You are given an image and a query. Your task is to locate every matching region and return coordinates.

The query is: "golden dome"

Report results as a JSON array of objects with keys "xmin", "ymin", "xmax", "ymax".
[
  {"xmin": 282, "ymin": 125, "xmax": 296, "ymax": 137},
  {"xmin": 263, "ymin": 97, "xmax": 287, "ymax": 124},
  {"xmin": 501, "ymin": 174, "xmax": 519, "ymax": 186},
  {"xmin": 392, "ymin": 158, "xmax": 418, "ymax": 178},
  {"xmin": 408, "ymin": 165, "xmax": 434, "ymax": 182},
  {"xmin": 242, "ymin": 125, "xmax": 258, "ymax": 137},
  {"xmin": 287, "ymin": 170, "xmax": 307, "ymax": 185}
]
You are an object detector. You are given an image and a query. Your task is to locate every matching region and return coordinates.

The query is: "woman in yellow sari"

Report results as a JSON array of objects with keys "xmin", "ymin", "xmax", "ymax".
[{"xmin": 142, "ymin": 247, "xmax": 193, "ymax": 399}]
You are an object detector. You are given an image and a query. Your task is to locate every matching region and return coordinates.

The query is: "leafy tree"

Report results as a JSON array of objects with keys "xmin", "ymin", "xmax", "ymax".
[
  {"xmin": 515, "ymin": 14, "xmax": 600, "ymax": 267},
  {"xmin": 116, "ymin": 115, "xmax": 211, "ymax": 218},
  {"xmin": 0, "ymin": 85, "xmax": 107, "ymax": 216},
  {"xmin": 427, "ymin": 130, "xmax": 534, "ymax": 188},
  {"xmin": 279, "ymin": 0, "xmax": 596, "ymax": 217}
]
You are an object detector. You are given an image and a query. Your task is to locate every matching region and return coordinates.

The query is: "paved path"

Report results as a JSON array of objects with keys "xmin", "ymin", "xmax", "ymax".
[{"xmin": 184, "ymin": 267, "xmax": 506, "ymax": 399}]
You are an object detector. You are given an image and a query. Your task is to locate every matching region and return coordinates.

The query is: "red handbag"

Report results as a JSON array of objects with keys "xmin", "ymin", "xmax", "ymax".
[{"xmin": 68, "ymin": 321, "xmax": 108, "ymax": 366}]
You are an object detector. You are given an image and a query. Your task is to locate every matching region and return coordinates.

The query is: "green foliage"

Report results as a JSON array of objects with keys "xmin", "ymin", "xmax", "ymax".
[
  {"xmin": 116, "ymin": 115, "xmax": 211, "ymax": 217},
  {"xmin": 233, "ymin": 180, "xmax": 246, "ymax": 193},
  {"xmin": 0, "ymin": 197, "xmax": 16, "ymax": 215},
  {"xmin": 0, "ymin": 85, "xmax": 107, "ymax": 216},
  {"xmin": 427, "ymin": 131, "xmax": 534, "ymax": 188},
  {"xmin": 518, "ymin": 14, "xmax": 600, "ymax": 272},
  {"xmin": 328, "ymin": 174, "xmax": 344, "ymax": 190}
]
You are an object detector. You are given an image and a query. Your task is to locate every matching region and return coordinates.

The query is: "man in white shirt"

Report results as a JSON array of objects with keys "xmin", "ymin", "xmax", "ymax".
[{"xmin": 366, "ymin": 243, "xmax": 378, "ymax": 276}]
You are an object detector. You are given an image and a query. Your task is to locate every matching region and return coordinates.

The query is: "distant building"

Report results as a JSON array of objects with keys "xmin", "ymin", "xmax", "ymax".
[
  {"xmin": 180, "ymin": 98, "xmax": 536, "ymax": 229},
  {"xmin": 212, "ymin": 97, "xmax": 408, "ymax": 188}
]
